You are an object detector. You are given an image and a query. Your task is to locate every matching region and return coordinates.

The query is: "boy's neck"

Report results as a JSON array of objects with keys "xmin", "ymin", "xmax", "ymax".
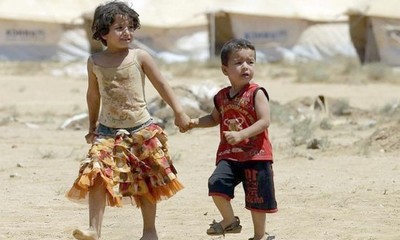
[{"xmin": 230, "ymin": 83, "xmax": 250, "ymax": 97}]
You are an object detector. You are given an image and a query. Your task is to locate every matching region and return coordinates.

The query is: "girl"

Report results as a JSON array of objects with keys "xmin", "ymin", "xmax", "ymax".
[{"xmin": 66, "ymin": 1, "xmax": 190, "ymax": 240}]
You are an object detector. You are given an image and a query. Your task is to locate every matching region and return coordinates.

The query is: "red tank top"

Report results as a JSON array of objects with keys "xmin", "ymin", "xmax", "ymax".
[{"xmin": 214, "ymin": 83, "xmax": 273, "ymax": 163}]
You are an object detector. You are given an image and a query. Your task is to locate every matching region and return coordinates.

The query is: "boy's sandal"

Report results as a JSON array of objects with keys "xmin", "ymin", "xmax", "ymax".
[{"xmin": 206, "ymin": 216, "xmax": 242, "ymax": 236}]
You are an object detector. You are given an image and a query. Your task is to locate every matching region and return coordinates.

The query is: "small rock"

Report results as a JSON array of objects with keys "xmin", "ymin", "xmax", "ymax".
[{"xmin": 10, "ymin": 173, "xmax": 20, "ymax": 178}]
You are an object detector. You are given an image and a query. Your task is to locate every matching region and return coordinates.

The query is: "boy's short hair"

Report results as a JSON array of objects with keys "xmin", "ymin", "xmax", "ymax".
[
  {"xmin": 220, "ymin": 38, "xmax": 256, "ymax": 66},
  {"xmin": 92, "ymin": 1, "xmax": 141, "ymax": 46}
]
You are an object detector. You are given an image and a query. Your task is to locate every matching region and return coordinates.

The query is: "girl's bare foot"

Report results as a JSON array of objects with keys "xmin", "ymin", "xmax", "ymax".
[
  {"xmin": 72, "ymin": 228, "xmax": 98, "ymax": 240},
  {"xmin": 140, "ymin": 231, "xmax": 158, "ymax": 240},
  {"xmin": 248, "ymin": 233, "xmax": 275, "ymax": 240}
]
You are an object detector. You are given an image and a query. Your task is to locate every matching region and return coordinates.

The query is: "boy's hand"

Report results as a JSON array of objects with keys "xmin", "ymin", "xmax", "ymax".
[
  {"xmin": 223, "ymin": 131, "xmax": 247, "ymax": 145},
  {"xmin": 188, "ymin": 118, "xmax": 199, "ymax": 129}
]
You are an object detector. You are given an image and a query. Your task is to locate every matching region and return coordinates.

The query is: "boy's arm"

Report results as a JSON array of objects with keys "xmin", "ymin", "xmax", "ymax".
[
  {"xmin": 191, "ymin": 108, "xmax": 220, "ymax": 128},
  {"xmin": 223, "ymin": 90, "xmax": 270, "ymax": 144}
]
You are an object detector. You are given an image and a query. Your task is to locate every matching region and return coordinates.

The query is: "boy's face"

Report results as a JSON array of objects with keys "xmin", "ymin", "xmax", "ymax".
[{"xmin": 221, "ymin": 48, "xmax": 255, "ymax": 87}]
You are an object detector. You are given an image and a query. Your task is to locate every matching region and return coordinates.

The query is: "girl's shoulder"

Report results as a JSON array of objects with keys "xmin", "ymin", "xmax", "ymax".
[
  {"xmin": 90, "ymin": 48, "xmax": 141, "ymax": 68},
  {"xmin": 132, "ymin": 48, "xmax": 152, "ymax": 62},
  {"xmin": 89, "ymin": 51, "xmax": 108, "ymax": 67}
]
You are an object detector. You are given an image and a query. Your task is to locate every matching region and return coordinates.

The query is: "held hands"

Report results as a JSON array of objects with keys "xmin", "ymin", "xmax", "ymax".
[
  {"xmin": 184, "ymin": 118, "xmax": 199, "ymax": 132},
  {"xmin": 174, "ymin": 112, "xmax": 191, "ymax": 133}
]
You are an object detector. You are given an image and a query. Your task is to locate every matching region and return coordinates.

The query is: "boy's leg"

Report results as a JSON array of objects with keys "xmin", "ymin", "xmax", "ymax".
[
  {"xmin": 243, "ymin": 161, "xmax": 277, "ymax": 240},
  {"xmin": 212, "ymin": 195, "xmax": 236, "ymax": 228},
  {"xmin": 139, "ymin": 197, "xmax": 158, "ymax": 240},
  {"xmin": 208, "ymin": 160, "xmax": 242, "ymax": 234},
  {"xmin": 250, "ymin": 211, "xmax": 267, "ymax": 240},
  {"xmin": 73, "ymin": 176, "xmax": 106, "ymax": 240}
]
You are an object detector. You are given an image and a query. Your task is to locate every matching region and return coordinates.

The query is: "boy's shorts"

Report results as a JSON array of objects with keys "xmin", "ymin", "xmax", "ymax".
[{"xmin": 208, "ymin": 160, "xmax": 278, "ymax": 213}]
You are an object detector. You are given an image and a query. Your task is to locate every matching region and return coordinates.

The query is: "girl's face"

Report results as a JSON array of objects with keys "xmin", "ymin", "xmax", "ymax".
[
  {"xmin": 222, "ymin": 48, "xmax": 256, "ymax": 88},
  {"xmin": 102, "ymin": 14, "xmax": 135, "ymax": 50}
]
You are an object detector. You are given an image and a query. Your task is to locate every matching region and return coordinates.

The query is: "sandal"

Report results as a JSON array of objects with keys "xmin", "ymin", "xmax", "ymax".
[{"xmin": 206, "ymin": 216, "xmax": 242, "ymax": 236}]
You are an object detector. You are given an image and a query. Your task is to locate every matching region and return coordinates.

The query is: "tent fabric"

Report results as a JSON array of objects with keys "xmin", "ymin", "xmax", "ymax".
[
  {"xmin": 347, "ymin": 0, "xmax": 400, "ymax": 66},
  {"xmin": 209, "ymin": 11, "xmax": 354, "ymax": 62},
  {"xmin": 0, "ymin": 0, "xmax": 100, "ymax": 24},
  {"xmin": 84, "ymin": 0, "xmax": 356, "ymax": 62},
  {"xmin": 0, "ymin": 0, "xmax": 101, "ymax": 61},
  {"xmin": 370, "ymin": 18, "xmax": 400, "ymax": 65},
  {"xmin": 293, "ymin": 23, "xmax": 357, "ymax": 60},
  {"xmin": 0, "ymin": 19, "xmax": 90, "ymax": 61},
  {"xmin": 347, "ymin": 0, "xmax": 400, "ymax": 19},
  {"xmin": 1, "ymin": 0, "xmax": 358, "ymax": 63}
]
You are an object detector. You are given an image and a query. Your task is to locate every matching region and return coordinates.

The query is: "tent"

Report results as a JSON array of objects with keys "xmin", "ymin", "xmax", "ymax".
[
  {"xmin": 0, "ymin": 0, "xmax": 101, "ymax": 61},
  {"xmin": 347, "ymin": 0, "xmax": 400, "ymax": 66},
  {"xmin": 206, "ymin": 0, "xmax": 356, "ymax": 62},
  {"xmin": 83, "ymin": 0, "xmax": 355, "ymax": 62},
  {"xmin": 1, "ymin": 0, "xmax": 357, "ymax": 63}
]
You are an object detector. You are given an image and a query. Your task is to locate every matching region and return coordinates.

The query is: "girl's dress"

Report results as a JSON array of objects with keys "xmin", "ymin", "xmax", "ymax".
[{"xmin": 66, "ymin": 49, "xmax": 183, "ymax": 207}]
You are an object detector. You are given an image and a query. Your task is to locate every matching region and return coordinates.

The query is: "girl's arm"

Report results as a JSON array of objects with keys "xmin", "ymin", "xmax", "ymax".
[
  {"xmin": 138, "ymin": 49, "xmax": 190, "ymax": 130},
  {"xmin": 223, "ymin": 90, "xmax": 270, "ymax": 145},
  {"xmin": 85, "ymin": 57, "xmax": 101, "ymax": 143}
]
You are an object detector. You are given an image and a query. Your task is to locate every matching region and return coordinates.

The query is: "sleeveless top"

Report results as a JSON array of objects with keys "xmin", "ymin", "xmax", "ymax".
[
  {"xmin": 214, "ymin": 83, "xmax": 273, "ymax": 163},
  {"xmin": 92, "ymin": 49, "xmax": 151, "ymax": 128}
]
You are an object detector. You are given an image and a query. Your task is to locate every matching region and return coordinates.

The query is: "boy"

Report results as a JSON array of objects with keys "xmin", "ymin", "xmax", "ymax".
[{"xmin": 188, "ymin": 38, "xmax": 277, "ymax": 240}]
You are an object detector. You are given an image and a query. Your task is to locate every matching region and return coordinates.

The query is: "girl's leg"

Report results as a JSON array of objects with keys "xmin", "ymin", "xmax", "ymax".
[
  {"xmin": 139, "ymin": 197, "xmax": 158, "ymax": 240},
  {"xmin": 212, "ymin": 195, "xmax": 236, "ymax": 228},
  {"xmin": 89, "ymin": 177, "xmax": 106, "ymax": 238},
  {"xmin": 250, "ymin": 210, "xmax": 267, "ymax": 240},
  {"xmin": 73, "ymin": 176, "xmax": 106, "ymax": 240}
]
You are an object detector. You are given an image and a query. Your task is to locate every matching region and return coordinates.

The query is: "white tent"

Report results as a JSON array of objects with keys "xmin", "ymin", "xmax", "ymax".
[
  {"xmin": 0, "ymin": 0, "xmax": 101, "ymax": 61},
  {"xmin": 1, "ymin": 0, "xmax": 357, "ymax": 63},
  {"xmin": 205, "ymin": 0, "xmax": 356, "ymax": 62},
  {"xmin": 347, "ymin": 0, "xmax": 400, "ymax": 66}
]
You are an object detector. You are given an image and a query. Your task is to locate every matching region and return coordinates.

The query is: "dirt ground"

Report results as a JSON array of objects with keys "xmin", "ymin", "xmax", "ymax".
[{"xmin": 0, "ymin": 61, "xmax": 399, "ymax": 240}]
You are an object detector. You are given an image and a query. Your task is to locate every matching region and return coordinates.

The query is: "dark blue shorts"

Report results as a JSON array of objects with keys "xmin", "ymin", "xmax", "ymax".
[{"xmin": 208, "ymin": 160, "xmax": 278, "ymax": 213}]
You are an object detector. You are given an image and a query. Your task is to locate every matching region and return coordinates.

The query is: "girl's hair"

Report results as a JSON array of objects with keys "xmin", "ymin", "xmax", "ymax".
[
  {"xmin": 91, "ymin": 1, "xmax": 141, "ymax": 46},
  {"xmin": 220, "ymin": 38, "xmax": 256, "ymax": 66}
]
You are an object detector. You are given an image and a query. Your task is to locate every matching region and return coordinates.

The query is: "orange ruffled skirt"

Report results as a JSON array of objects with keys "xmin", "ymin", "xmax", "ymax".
[{"xmin": 66, "ymin": 124, "xmax": 183, "ymax": 207}]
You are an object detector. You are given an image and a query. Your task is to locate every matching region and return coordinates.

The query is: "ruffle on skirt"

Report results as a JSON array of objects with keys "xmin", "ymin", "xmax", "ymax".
[{"xmin": 66, "ymin": 124, "xmax": 183, "ymax": 208}]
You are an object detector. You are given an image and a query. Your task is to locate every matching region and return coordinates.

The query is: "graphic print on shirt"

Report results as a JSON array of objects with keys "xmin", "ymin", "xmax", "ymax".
[{"xmin": 223, "ymin": 117, "xmax": 245, "ymax": 131}]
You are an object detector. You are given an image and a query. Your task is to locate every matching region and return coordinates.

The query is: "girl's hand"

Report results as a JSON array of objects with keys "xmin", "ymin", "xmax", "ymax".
[
  {"xmin": 174, "ymin": 112, "xmax": 191, "ymax": 132},
  {"xmin": 85, "ymin": 132, "xmax": 95, "ymax": 144}
]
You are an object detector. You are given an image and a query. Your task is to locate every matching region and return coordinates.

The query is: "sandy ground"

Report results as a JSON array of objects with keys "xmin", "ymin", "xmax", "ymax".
[{"xmin": 0, "ymin": 61, "xmax": 399, "ymax": 240}]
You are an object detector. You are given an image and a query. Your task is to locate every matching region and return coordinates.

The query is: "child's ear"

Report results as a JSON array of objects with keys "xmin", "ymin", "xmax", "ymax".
[{"xmin": 221, "ymin": 65, "xmax": 228, "ymax": 76}]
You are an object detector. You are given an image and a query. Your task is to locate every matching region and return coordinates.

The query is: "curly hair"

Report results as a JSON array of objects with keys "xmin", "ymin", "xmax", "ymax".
[
  {"xmin": 220, "ymin": 38, "xmax": 256, "ymax": 66},
  {"xmin": 91, "ymin": 1, "xmax": 141, "ymax": 46}
]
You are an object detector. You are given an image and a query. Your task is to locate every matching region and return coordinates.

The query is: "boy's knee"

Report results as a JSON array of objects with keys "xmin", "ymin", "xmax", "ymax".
[{"xmin": 208, "ymin": 175, "xmax": 221, "ymax": 188}]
